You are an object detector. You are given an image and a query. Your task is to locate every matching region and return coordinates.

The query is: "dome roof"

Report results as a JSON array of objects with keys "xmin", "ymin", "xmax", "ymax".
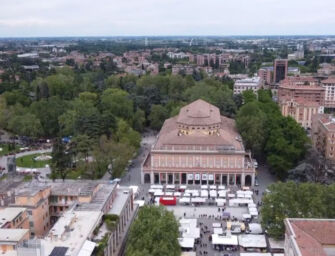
[{"xmin": 177, "ymin": 99, "xmax": 221, "ymax": 126}]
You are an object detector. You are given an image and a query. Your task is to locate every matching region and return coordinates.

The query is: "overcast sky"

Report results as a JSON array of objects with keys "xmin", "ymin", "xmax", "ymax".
[{"xmin": 0, "ymin": 0, "xmax": 334, "ymax": 37}]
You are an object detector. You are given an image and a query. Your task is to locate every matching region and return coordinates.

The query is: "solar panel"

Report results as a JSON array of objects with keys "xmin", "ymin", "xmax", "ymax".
[{"xmin": 49, "ymin": 247, "xmax": 68, "ymax": 256}]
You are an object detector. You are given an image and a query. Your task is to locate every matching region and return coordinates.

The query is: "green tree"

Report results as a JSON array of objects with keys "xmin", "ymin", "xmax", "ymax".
[
  {"xmin": 7, "ymin": 113, "xmax": 42, "ymax": 138},
  {"xmin": 101, "ymin": 88, "xmax": 134, "ymax": 120},
  {"xmin": 236, "ymin": 102, "xmax": 266, "ymax": 158},
  {"xmin": 261, "ymin": 182, "xmax": 335, "ymax": 239},
  {"xmin": 51, "ymin": 138, "xmax": 72, "ymax": 181},
  {"xmin": 242, "ymin": 90, "xmax": 257, "ymax": 104},
  {"xmin": 126, "ymin": 206, "xmax": 181, "ymax": 256},
  {"xmin": 149, "ymin": 105, "xmax": 169, "ymax": 130}
]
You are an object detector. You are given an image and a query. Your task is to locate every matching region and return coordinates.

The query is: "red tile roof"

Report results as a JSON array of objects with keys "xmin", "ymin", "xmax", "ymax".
[{"xmin": 287, "ymin": 219, "xmax": 335, "ymax": 256}]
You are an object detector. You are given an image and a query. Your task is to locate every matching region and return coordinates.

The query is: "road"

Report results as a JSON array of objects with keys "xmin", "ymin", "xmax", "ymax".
[
  {"xmin": 120, "ymin": 130, "xmax": 157, "ymax": 198},
  {"xmin": 0, "ymin": 148, "xmax": 52, "ymax": 176}
]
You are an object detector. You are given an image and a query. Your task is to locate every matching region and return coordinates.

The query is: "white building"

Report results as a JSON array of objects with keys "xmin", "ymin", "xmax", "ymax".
[{"xmin": 233, "ymin": 76, "xmax": 263, "ymax": 95}]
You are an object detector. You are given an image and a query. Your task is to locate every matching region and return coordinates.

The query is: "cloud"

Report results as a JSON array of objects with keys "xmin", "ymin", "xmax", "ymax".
[{"xmin": 0, "ymin": 0, "xmax": 334, "ymax": 36}]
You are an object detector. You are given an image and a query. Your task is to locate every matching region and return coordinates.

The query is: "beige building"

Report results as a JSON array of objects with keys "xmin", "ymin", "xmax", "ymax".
[
  {"xmin": 311, "ymin": 113, "xmax": 335, "ymax": 163},
  {"xmin": 281, "ymin": 98, "xmax": 323, "ymax": 129},
  {"xmin": 321, "ymin": 77, "xmax": 335, "ymax": 108},
  {"xmin": 0, "ymin": 207, "xmax": 29, "ymax": 229},
  {"xmin": 12, "ymin": 185, "xmax": 51, "ymax": 238},
  {"xmin": 284, "ymin": 218, "xmax": 335, "ymax": 256},
  {"xmin": 0, "ymin": 229, "xmax": 29, "ymax": 253},
  {"xmin": 278, "ymin": 77, "xmax": 325, "ymax": 129},
  {"xmin": 142, "ymin": 99, "xmax": 256, "ymax": 187}
]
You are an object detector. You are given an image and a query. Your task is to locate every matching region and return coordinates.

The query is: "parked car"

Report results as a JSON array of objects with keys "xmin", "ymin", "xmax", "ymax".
[{"xmin": 110, "ymin": 178, "xmax": 121, "ymax": 184}]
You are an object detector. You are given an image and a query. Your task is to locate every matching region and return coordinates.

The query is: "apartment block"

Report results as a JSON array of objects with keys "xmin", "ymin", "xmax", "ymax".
[{"xmin": 311, "ymin": 113, "xmax": 335, "ymax": 163}]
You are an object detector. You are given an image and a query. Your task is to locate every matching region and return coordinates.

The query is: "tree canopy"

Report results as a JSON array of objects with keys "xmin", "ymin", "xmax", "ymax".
[
  {"xmin": 236, "ymin": 89, "xmax": 309, "ymax": 178},
  {"xmin": 126, "ymin": 206, "xmax": 181, "ymax": 256},
  {"xmin": 261, "ymin": 181, "xmax": 335, "ymax": 239}
]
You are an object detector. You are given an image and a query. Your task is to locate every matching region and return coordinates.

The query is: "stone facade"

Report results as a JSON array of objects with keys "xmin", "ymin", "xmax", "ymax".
[{"xmin": 141, "ymin": 99, "xmax": 255, "ymax": 187}]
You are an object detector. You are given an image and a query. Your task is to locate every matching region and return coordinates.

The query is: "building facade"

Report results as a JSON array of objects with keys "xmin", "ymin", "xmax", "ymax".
[
  {"xmin": 141, "ymin": 99, "xmax": 256, "ymax": 187},
  {"xmin": 258, "ymin": 67, "xmax": 273, "ymax": 85},
  {"xmin": 12, "ymin": 185, "xmax": 51, "ymax": 238},
  {"xmin": 278, "ymin": 77, "xmax": 325, "ymax": 129},
  {"xmin": 311, "ymin": 113, "xmax": 335, "ymax": 163},
  {"xmin": 321, "ymin": 77, "xmax": 335, "ymax": 108},
  {"xmin": 274, "ymin": 59, "xmax": 288, "ymax": 84},
  {"xmin": 0, "ymin": 207, "xmax": 29, "ymax": 229},
  {"xmin": 233, "ymin": 76, "xmax": 263, "ymax": 95}
]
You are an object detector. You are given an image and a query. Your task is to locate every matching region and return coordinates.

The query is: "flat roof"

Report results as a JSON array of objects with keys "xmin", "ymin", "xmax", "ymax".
[
  {"xmin": 50, "ymin": 181, "xmax": 100, "ymax": 197},
  {"xmin": 15, "ymin": 182, "xmax": 50, "ymax": 197},
  {"xmin": 0, "ymin": 207, "xmax": 26, "ymax": 227},
  {"xmin": 0, "ymin": 229, "xmax": 29, "ymax": 243},
  {"xmin": 238, "ymin": 234, "xmax": 267, "ymax": 248},
  {"xmin": 43, "ymin": 210, "xmax": 102, "ymax": 256},
  {"xmin": 75, "ymin": 183, "xmax": 116, "ymax": 211},
  {"xmin": 108, "ymin": 187, "xmax": 131, "ymax": 216}
]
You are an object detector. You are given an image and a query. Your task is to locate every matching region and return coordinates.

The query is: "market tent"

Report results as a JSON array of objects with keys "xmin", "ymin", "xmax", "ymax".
[
  {"xmin": 212, "ymin": 234, "xmax": 238, "ymax": 246},
  {"xmin": 218, "ymin": 190, "xmax": 227, "ymax": 198},
  {"xmin": 178, "ymin": 238, "xmax": 195, "ymax": 249},
  {"xmin": 179, "ymin": 219, "xmax": 200, "ymax": 239},
  {"xmin": 228, "ymin": 193, "xmax": 235, "ymax": 198},
  {"xmin": 179, "ymin": 197, "xmax": 191, "ymax": 204},
  {"xmin": 191, "ymin": 197, "xmax": 206, "ymax": 203},
  {"xmin": 213, "ymin": 228, "xmax": 224, "ymax": 234},
  {"xmin": 209, "ymin": 190, "xmax": 217, "ymax": 198},
  {"xmin": 154, "ymin": 190, "xmax": 164, "ymax": 196},
  {"xmin": 201, "ymin": 190, "xmax": 208, "ymax": 198},
  {"xmin": 215, "ymin": 198, "xmax": 226, "ymax": 206},
  {"xmin": 218, "ymin": 185, "xmax": 226, "ymax": 190},
  {"xmin": 249, "ymin": 223, "xmax": 263, "ymax": 234},
  {"xmin": 150, "ymin": 185, "xmax": 163, "ymax": 189},
  {"xmin": 212, "ymin": 223, "xmax": 221, "ymax": 228},
  {"xmin": 166, "ymin": 185, "xmax": 175, "ymax": 190},
  {"xmin": 242, "ymin": 214, "xmax": 251, "ymax": 220},
  {"xmin": 238, "ymin": 234, "xmax": 267, "ymax": 249}
]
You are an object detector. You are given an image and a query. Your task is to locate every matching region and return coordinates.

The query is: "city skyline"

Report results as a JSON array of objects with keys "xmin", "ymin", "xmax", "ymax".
[{"xmin": 0, "ymin": 0, "xmax": 334, "ymax": 37}]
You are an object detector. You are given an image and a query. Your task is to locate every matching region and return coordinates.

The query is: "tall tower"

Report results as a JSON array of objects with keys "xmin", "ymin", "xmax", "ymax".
[
  {"xmin": 273, "ymin": 59, "xmax": 288, "ymax": 84},
  {"xmin": 145, "ymin": 37, "xmax": 148, "ymax": 47}
]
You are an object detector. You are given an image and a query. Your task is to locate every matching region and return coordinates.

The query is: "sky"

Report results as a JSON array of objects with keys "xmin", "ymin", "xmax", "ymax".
[{"xmin": 0, "ymin": 0, "xmax": 334, "ymax": 37}]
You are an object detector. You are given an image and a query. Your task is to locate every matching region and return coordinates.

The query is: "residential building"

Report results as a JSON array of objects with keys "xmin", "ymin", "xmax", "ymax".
[
  {"xmin": 318, "ymin": 63, "xmax": 335, "ymax": 76},
  {"xmin": 0, "ymin": 229, "xmax": 29, "ymax": 253},
  {"xmin": 12, "ymin": 185, "xmax": 51, "ymax": 238},
  {"xmin": 233, "ymin": 76, "xmax": 263, "ymax": 95},
  {"xmin": 15, "ymin": 183, "xmax": 135, "ymax": 256},
  {"xmin": 0, "ymin": 207, "xmax": 29, "ymax": 229},
  {"xmin": 141, "ymin": 99, "xmax": 256, "ymax": 186},
  {"xmin": 274, "ymin": 59, "xmax": 288, "ymax": 83},
  {"xmin": 258, "ymin": 67, "xmax": 273, "ymax": 85},
  {"xmin": 284, "ymin": 218, "xmax": 335, "ymax": 256},
  {"xmin": 321, "ymin": 77, "xmax": 335, "ymax": 108},
  {"xmin": 311, "ymin": 114, "xmax": 335, "ymax": 163},
  {"xmin": 278, "ymin": 77, "xmax": 325, "ymax": 129}
]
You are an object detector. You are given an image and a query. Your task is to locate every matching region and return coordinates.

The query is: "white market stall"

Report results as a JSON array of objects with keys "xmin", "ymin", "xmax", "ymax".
[
  {"xmin": 212, "ymin": 234, "xmax": 238, "ymax": 246},
  {"xmin": 238, "ymin": 234, "xmax": 267, "ymax": 249},
  {"xmin": 215, "ymin": 198, "xmax": 226, "ymax": 206}
]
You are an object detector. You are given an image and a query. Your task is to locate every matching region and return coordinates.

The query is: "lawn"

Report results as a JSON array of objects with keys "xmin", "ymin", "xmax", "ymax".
[
  {"xmin": 0, "ymin": 143, "xmax": 20, "ymax": 156},
  {"xmin": 16, "ymin": 153, "xmax": 51, "ymax": 168}
]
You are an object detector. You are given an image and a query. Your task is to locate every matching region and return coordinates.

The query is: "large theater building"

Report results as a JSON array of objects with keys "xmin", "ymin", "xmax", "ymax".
[{"xmin": 141, "ymin": 99, "xmax": 256, "ymax": 186}]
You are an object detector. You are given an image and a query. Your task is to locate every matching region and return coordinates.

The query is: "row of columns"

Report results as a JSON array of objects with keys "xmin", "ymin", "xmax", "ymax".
[{"xmin": 143, "ymin": 172, "xmax": 254, "ymax": 186}]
